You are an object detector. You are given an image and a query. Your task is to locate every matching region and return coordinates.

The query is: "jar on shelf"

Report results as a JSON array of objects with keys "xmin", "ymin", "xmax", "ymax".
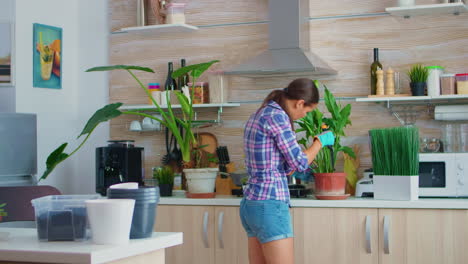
[
  {"xmin": 207, "ymin": 70, "xmax": 228, "ymax": 103},
  {"xmin": 455, "ymin": 73, "xmax": 468, "ymax": 95},
  {"xmin": 440, "ymin": 74, "xmax": 456, "ymax": 95},
  {"xmin": 165, "ymin": 3, "xmax": 186, "ymax": 24},
  {"xmin": 148, "ymin": 83, "xmax": 161, "ymax": 105},
  {"xmin": 426, "ymin": 66, "xmax": 444, "ymax": 97},
  {"xmin": 188, "ymin": 82, "xmax": 209, "ymax": 104}
]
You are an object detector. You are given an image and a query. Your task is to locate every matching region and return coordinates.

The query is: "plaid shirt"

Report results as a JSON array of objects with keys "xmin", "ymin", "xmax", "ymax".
[{"xmin": 243, "ymin": 101, "xmax": 309, "ymax": 202}]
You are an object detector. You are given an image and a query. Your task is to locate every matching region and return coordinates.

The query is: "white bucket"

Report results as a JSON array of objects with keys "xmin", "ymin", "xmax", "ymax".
[
  {"xmin": 184, "ymin": 168, "xmax": 218, "ymax": 193},
  {"xmin": 85, "ymin": 199, "xmax": 135, "ymax": 245},
  {"xmin": 373, "ymin": 175, "xmax": 419, "ymax": 200}
]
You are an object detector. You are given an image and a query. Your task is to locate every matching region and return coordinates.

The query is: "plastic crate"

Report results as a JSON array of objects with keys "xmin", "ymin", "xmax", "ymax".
[{"xmin": 31, "ymin": 194, "xmax": 100, "ymax": 241}]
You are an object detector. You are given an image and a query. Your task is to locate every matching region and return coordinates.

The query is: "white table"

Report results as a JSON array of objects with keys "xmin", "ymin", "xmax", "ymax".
[{"xmin": 0, "ymin": 228, "xmax": 183, "ymax": 264}]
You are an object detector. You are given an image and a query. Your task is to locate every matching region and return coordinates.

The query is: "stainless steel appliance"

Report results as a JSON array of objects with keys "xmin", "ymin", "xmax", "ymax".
[
  {"xmin": 0, "ymin": 113, "xmax": 37, "ymax": 186},
  {"xmin": 95, "ymin": 140, "xmax": 144, "ymax": 195},
  {"xmin": 419, "ymin": 153, "xmax": 468, "ymax": 197}
]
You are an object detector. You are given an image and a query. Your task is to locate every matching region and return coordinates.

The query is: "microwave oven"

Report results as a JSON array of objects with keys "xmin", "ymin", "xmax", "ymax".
[{"xmin": 419, "ymin": 153, "xmax": 468, "ymax": 197}]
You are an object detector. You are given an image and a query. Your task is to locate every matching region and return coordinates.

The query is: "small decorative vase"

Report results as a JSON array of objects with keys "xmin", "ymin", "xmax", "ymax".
[{"xmin": 410, "ymin": 82, "xmax": 426, "ymax": 96}]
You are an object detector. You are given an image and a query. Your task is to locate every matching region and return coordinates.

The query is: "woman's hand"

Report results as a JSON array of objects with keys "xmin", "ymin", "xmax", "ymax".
[{"xmin": 315, "ymin": 131, "xmax": 335, "ymax": 147}]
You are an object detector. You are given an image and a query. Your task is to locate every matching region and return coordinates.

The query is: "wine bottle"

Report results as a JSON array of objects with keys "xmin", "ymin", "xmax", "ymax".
[
  {"xmin": 164, "ymin": 62, "xmax": 177, "ymax": 91},
  {"xmin": 370, "ymin": 48, "xmax": 383, "ymax": 95},
  {"xmin": 178, "ymin": 59, "xmax": 190, "ymax": 90}
]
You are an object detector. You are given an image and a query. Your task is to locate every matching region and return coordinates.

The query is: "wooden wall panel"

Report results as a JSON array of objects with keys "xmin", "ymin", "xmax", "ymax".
[{"xmin": 109, "ymin": 0, "xmax": 468, "ymax": 180}]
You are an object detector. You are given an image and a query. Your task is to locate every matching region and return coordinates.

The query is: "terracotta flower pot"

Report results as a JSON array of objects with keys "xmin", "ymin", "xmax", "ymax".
[{"xmin": 314, "ymin": 172, "xmax": 346, "ymax": 195}]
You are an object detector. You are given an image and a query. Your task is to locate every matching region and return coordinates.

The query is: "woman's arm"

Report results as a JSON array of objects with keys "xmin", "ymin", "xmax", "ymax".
[{"xmin": 304, "ymin": 138, "xmax": 322, "ymax": 164}]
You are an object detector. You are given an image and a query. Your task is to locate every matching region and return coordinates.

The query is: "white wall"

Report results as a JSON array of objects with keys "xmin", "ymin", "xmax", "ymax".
[
  {"xmin": 15, "ymin": 0, "xmax": 109, "ymax": 194},
  {"xmin": 0, "ymin": 0, "xmax": 15, "ymax": 112}
]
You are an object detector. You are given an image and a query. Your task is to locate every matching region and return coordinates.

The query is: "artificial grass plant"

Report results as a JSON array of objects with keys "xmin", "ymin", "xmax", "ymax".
[{"xmin": 369, "ymin": 126, "xmax": 419, "ymax": 176}]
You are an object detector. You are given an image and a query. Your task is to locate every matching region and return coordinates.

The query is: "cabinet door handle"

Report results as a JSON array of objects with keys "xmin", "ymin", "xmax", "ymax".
[
  {"xmin": 383, "ymin": 215, "xmax": 390, "ymax": 254},
  {"xmin": 202, "ymin": 211, "xmax": 209, "ymax": 248},
  {"xmin": 365, "ymin": 215, "xmax": 372, "ymax": 254},
  {"xmin": 217, "ymin": 211, "xmax": 225, "ymax": 249}
]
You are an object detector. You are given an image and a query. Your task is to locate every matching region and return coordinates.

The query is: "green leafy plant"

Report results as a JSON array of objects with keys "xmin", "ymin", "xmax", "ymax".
[
  {"xmin": 295, "ymin": 82, "xmax": 355, "ymax": 173},
  {"xmin": 40, "ymin": 61, "xmax": 219, "ymax": 181},
  {"xmin": 153, "ymin": 166, "xmax": 175, "ymax": 185},
  {"xmin": 191, "ymin": 144, "xmax": 219, "ymax": 168},
  {"xmin": 407, "ymin": 64, "xmax": 429, "ymax": 83},
  {"xmin": 369, "ymin": 126, "xmax": 419, "ymax": 176}
]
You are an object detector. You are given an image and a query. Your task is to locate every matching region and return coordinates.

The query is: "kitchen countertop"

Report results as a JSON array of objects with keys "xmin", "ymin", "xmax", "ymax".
[
  {"xmin": 160, "ymin": 192, "xmax": 468, "ymax": 209},
  {"xmin": 0, "ymin": 228, "xmax": 182, "ymax": 264}
]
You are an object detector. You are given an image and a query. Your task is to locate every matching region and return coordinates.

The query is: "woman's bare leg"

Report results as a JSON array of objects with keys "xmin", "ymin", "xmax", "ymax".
[{"xmin": 248, "ymin": 237, "xmax": 266, "ymax": 264}]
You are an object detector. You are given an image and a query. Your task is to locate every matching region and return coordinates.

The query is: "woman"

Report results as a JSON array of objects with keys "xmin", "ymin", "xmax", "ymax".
[{"xmin": 240, "ymin": 78, "xmax": 334, "ymax": 264}]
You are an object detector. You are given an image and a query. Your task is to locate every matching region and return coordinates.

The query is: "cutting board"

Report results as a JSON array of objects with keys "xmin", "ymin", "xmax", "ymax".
[{"xmin": 195, "ymin": 132, "xmax": 218, "ymax": 154}]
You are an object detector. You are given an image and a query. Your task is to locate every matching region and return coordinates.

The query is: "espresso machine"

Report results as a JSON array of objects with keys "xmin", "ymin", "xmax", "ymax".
[{"xmin": 95, "ymin": 140, "xmax": 144, "ymax": 195}]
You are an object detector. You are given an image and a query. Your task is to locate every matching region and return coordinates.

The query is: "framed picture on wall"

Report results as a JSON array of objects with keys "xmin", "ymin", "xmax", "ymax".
[
  {"xmin": 33, "ymin": 23, "xmax": 62, "ymax": 89},
  {"xmin": 0, "ymin": 22, "xmax": 14, "ymax": 87}
]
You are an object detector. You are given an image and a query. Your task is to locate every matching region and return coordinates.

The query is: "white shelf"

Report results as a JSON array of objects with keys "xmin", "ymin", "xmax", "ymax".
[
  {"xmin": 113, "ymin": 24, "xmax": 199, "ymax": 34},
  {"xmin": 356, "ymin": 94, "xmax": 468, "ymax": 103},
  {"xmin": 120, "ymin": 103, "xmax": 240, "ymax": 111},
  {"xmin": 386, "ymin": 3, "xmax": 468, "ymax": 17}
]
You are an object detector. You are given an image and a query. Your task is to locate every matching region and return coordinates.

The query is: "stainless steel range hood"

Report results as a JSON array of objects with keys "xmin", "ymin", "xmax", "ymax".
[{"xmin": 224, "ymin": 0, "xmax": 337, "ymax": 77}]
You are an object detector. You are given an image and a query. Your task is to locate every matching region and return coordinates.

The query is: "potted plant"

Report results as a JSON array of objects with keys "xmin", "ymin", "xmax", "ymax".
[
  {"xmin": 39, "ymin": 60, "xmax": 219, "ymax": 182},
  {"xmin": 369, "ymin": 126, "xmax": 419, "ymax": 200},
  {"xmin": 183, "ymin": 143, "xmax": 219, "ymax": 196},
  {"xmin": 295, "ymin": 81, "xmax": 355, "ymax": 199},
  {"xmin": 153, "ymin": 166, "xmax": 174, "ymax": 197},
  {"xmin": 408, "ymin": 64, "xmax": 429, "ymax": 96}
]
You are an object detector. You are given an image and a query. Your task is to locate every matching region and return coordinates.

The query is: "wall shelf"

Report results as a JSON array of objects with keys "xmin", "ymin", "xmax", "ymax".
[
  {"xmin": 113, "ymin": 24, "xmax": 199, "ymax": 34},
  {"xmin": 120, "ymin": 103, "xmax": 240, "ymax": 126},
  {"xmin": 385, "ymin": 3, "xmax": 468, "ymax": 18},
  {"xmin": 356, "ymin": 95, "xmax": 468, "ymax": 104},
  {"xmin": 120, "ymin": 103, "xmax": 240, "ymax": 111},
  {"xmin": 355, "ymin": 95, "xmax": 468, "ymax": 125}
]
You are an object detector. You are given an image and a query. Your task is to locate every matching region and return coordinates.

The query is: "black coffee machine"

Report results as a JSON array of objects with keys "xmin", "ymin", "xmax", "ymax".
[{"xmin": 96, "ymin": 140, "xmax": 144, "ymax": 195}]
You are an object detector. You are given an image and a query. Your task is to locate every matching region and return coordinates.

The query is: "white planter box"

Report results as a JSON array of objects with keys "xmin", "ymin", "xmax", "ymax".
[
  {"xmin": 373, "ymin": 175, "xmax": 419, "ymax": 200},
  {"xmin": 184, "ymin": 168, "xmax": 218, "ymax": 193}
]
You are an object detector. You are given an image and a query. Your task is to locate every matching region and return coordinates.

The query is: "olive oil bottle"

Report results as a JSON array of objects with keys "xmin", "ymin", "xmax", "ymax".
[{"xmin": 370, "ymin": 48, "xmax": 383, "ymax": 95}]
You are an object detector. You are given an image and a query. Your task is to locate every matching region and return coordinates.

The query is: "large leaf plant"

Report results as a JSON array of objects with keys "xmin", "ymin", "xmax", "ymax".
[
  {"xmin": 39, "ymin": 60, "xmax": 219, "ymax": 181},
  {"xmin": 295, "ymin": 81, "xmax": 355, "ymax": 173}
]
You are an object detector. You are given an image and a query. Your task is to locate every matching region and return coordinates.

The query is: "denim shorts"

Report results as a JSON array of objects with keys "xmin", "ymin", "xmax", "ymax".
[{"xmin": 239, "ymin": 198, "xmax": 293, "ymax": 244}]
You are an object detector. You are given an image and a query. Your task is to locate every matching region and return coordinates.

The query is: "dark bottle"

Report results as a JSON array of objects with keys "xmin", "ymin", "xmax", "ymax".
[
  {"xmin": 165, "ymin": 62, "xmax": 177, "ymax": 91},
  {"xmin": 370, "ymin": 48, "xmax": 383, "ymax": 95},
  {"xmin": 177, "ymin": 59, "xmax": 190, "ymax": 89}
]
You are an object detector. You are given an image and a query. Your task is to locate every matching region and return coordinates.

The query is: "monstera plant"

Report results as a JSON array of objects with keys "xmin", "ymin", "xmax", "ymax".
[{"xmin": 39, "ymin": 60, "xmax": 219, "ymax": 181}]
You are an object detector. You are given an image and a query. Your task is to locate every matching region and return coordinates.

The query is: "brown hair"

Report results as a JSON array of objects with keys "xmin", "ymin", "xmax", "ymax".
[{"xmin": 259, "ymin": 78, "xmax": 319, "ymax": 127}]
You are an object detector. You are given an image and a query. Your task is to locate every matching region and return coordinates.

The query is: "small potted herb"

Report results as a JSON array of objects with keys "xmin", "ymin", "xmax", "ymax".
[
  {"xmin": 407, "ymin": 64, "xmax": 429, "ymax": 96},
  {"xmin": 153, "ymin": 166, "xmax": 175, "ymax": 197}
]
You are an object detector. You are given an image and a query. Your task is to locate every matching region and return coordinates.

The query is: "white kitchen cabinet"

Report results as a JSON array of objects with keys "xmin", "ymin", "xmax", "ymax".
[
  {"xmin": 378, "ymin": 209, "xmax": 468, "ymax": 264},
  {"xmin": 214, "ymin": 206, "xmax": 249, "ymax": 264},
  {"xmin": 155, "ymin": 205, "xmax": 215, "ymax": 264},
  {"xmin": 155, "ymin": 205, "xmax": 248, "ymax": 264},
  {"xmin": 293, "ymin": 207, "xmax": 379, "ymax": 264}
]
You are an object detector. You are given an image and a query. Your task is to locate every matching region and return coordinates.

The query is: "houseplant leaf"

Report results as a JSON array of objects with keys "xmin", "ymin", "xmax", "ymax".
[
  {"xmin": 172, "ymin": 60, "xmax": 220, "ymax": 79},
  {"xmin": 174, "ymin": 91, "xmax": 191, "ymax": 115},
  {"xmin": 40, "ymin": 143, "xmax": 69, "ymax": 181},
  {"xmin": 86, "ymin": 65, "xmax": 154, "ymax": 73},
  {"xmin": 78, "ymin": 103, "xmax": 123, "ymax": 138}
]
